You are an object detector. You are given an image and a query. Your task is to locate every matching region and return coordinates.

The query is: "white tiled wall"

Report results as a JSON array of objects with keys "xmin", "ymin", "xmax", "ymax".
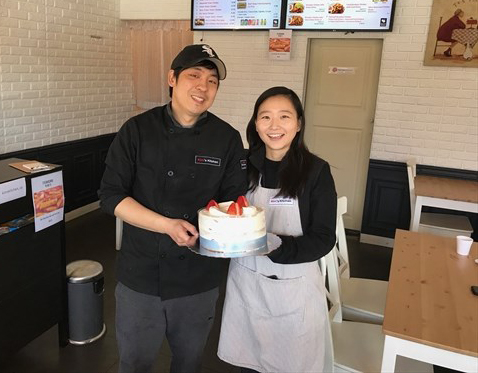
[
  {"xmin": 0, "ymin": 0, "xmax": 135, "ymax": 154},
  {"xmin": 195, "ymin": 0, "xmax": 478, "ymax": 171},
  {"xmin": 1, "ymin": 0, "xmax": 477, "ymax": 171},
  {"xmin": 119, "ymin": 0, "xmax": 190, "ymax": 20}
]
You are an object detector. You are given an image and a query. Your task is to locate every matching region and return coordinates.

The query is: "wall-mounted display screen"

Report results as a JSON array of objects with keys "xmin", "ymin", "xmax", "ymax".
[
  {"xmin": 191, "ymin": 0, "xmax": 284, "ymax": 30},
  {"xmin": 285, "ymin": 0, "xmax": 396, "ymax": 31}
]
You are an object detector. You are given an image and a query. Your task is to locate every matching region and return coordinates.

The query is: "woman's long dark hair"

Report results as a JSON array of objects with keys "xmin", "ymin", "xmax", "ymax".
[{"xmin": 246, "ymin": 86, "xmax": 314, "ymax": 198}]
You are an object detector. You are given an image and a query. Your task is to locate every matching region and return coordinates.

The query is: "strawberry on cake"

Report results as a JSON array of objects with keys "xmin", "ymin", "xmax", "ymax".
[{"xmin": 198, "ymin": 196, "xmax": 267, "ymax": 256}]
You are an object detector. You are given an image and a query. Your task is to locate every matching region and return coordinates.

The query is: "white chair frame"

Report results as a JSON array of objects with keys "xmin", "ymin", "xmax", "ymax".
[
  {"xmin": 116, "ymin": 217, "xmax": 122, "ymax": 250},
  {"xmin": 323, "ymin": 246, "xmax": 433, "ymax": 373},
  {"xmin": 406, "ymin": 159, "xmax": 472, "ymax": 237},
  {"xmin": 334, "ymin": 196, "xmax": 387, "ymax": 325}
]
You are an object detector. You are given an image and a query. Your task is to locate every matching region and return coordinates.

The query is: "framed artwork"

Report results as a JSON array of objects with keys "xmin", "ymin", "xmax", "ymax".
[{"xmin": 424, "ymin": 0, "xmax": 478, "ymax": 67}]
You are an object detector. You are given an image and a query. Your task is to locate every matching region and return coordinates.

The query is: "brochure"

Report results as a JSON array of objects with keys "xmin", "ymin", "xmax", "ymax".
[{"xmin": 9, "ymin": 161, "xmax": 53, "ymax": 174}]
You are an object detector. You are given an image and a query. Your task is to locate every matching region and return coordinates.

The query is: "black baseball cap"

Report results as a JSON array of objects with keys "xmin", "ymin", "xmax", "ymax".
[{"xmin": 170, "ymin": 44, "xmax": 227, "ymax": 80}]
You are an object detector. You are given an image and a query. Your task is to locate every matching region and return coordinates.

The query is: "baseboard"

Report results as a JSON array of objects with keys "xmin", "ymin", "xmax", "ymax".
[
  {"xmin": 345, "ymin": 228, "xmax": 361, "ymax": 237},
  {"xmin": 65, "ymin": 201, "xmax": 100, "ymax": 222},
  {"xmin": 360, "ymin": 233, "xmax": 395, "ymax": 248}
]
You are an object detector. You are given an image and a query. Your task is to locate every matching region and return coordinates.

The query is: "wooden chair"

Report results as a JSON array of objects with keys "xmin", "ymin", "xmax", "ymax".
[
  {"xmin": 334, "ymin": 196, "xmax": 388, "ymax": 325},
  {"xmin": 116, "ymin": 217, "xmax": 123, "ymax": 250},
  {"xmin": 323, "ymin": 247, "xmax": 433, "ymax": 373},
  {"xmin": 406, "ymin": 159, "xmax": 472, "ymax": 237}
]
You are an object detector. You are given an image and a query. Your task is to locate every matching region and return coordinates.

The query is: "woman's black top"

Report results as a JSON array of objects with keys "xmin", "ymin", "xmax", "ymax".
[
  {"xmin": 248, "ymin": 146, "xmax": 337, "ymax": 264},
  {"xmin": 261, "ymin": 158, "xmax": 281, "ymax": 188}
]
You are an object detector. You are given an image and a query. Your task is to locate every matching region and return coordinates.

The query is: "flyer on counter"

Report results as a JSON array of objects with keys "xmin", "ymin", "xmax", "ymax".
[
  {"xmin": 0, "ymin": 214, "xmax": 34, "ymax": 236},
  {"xmin": 31, "ymin": 170, "xmax": 65, "ymax": 232},
  {"xmin": 9, "ymin": 160, "xmax": 53, "ymax": 173},
  {"xmin": 269, "ymin": 29, "xmax": 292, "ymax": 60},
  {"xmin": 0, "ymin": 177, "xmax": 26, "ymax": 205}
]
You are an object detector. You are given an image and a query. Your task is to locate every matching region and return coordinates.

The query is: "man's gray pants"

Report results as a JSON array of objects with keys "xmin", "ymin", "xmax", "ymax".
[{"xmin": 115, "ymin": 282, "xmax": 219, "ymax": 373}]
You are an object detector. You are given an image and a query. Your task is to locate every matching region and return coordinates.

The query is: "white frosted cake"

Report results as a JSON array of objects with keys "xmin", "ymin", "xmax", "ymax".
[{"xmin": 198, "ymin": 197, "xmax": 267, "ymax": 256}]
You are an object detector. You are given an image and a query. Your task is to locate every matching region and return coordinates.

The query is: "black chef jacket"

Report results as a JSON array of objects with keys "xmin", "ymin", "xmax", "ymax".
[{"xmin": 99, "ymin": 104, "xmax": 247, "ymax": 300}]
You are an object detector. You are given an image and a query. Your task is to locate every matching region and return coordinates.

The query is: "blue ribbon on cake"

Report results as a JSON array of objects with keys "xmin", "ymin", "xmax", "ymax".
[{"xmin": 200, "ymin": 236, "xmax": 267, "ymax": 252}]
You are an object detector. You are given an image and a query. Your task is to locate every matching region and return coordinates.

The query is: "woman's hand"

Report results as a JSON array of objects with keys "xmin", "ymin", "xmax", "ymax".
[{"xmin": 164, "ymin": 218, "xmax": 199, "ymax": 247}]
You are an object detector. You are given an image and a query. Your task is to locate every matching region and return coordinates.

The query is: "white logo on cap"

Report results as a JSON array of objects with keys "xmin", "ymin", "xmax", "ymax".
[{"xmin": 202, "ymin": 45, "xmax": 215, "ymax": 58}]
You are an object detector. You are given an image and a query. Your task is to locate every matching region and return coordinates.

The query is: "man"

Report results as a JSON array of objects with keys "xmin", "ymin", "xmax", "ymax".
[{"xmin": 99, "ymin": 44, "xmax": 247, "ymax": 373}]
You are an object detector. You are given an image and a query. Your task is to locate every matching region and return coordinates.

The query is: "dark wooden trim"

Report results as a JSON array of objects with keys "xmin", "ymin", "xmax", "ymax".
[
  {"xmin": 58, "ymin": 220, "xmax": 68, "ymax": 347},
  {"xmin": 361, "ymin": 159, "xmax": 478, "ymax": 239},
  {"xmin": 418, "ymin": 164, "xmax": 478, "ymax": 181},
  {"xmin": 345, "ymin": 228, "xmax": 361, "ymax": 237},
  {"xmin": 361, "ymin": 160, "xmax": 410, "ymax": 238},
  {"xmin": 0, "ymin": 134, "xmax": 116, "ymax": 213}
]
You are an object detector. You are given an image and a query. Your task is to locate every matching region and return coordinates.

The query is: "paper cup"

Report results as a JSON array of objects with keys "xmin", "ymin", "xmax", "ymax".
[{"xmin": 456, "ymin": 235, "xmax": 473, "ymax": 256}]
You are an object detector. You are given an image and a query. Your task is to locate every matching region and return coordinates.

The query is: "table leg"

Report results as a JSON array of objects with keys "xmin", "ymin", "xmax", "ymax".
[
  {"xmin": 381, "ymin": 336, "xmax": 397, "ymax": 373},
  {"xmin": 382, "ymin": 335, "xmax": 478, "ymax": 373},
  {"xmin": 411, "ymin": 197, "xmax": 422, "ymax": 231}
]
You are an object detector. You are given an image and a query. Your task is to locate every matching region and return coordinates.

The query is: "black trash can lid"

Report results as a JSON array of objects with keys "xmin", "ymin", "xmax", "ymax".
[{"xmin": 67, "ymin": 260, "xmax": 103, "ymax": 283}]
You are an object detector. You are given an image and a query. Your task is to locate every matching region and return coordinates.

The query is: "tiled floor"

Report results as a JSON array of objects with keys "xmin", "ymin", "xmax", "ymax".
[{"xmin": 0, "ymin": 210, "xmax": 460, "ymax": 373}]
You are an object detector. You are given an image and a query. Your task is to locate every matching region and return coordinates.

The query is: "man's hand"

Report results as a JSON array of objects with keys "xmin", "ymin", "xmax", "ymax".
[
  {"xmin": 114, "ymin": 198, "xmax": 199, "ymax": 247},
  {"xmin": 164, "ymin": 219, "xmax": 199, "ymax": 247}
]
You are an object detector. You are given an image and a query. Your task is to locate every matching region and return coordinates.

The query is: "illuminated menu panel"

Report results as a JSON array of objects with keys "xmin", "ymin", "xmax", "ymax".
[
  {"xmin": 192, "ymin": 0, "xmax": 283, "ymax": 30},
  {"xmin": 285, "ymin": 0, "xmax": 395, "ymax": 31}
]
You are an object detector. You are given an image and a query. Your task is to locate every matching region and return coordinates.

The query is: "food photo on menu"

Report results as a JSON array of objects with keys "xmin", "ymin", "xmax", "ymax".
[
  {"xmin": 289, "ymin": 2, "xmax": 304, "ymax": 13},
  {"xmin": 328, "ymin": 3, "xmax": 345, "ymax": 14},
  {"xmin": 288, "ymin": 15, "xmax": 304, "ymax": 26}
]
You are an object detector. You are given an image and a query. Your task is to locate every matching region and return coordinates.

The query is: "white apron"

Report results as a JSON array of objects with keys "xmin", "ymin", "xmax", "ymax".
[{"xmin": 218, "ymin": 184, "xmax": 333, "ymax": 373}]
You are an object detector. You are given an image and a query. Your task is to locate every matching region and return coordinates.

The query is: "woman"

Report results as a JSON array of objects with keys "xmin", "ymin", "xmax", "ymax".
[
  {"xmin": 437, "ymin": 8, "xmax": 465, "ymax": 57},
  {"xmin": 218, "ymin": 87, "xmax": 337, "ymax": 372}
]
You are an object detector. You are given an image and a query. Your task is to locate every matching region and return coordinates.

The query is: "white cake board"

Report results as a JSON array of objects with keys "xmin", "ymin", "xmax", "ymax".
[{"xmin": 187, "ymin": 242, "xmax": 269, "ymax": 258}]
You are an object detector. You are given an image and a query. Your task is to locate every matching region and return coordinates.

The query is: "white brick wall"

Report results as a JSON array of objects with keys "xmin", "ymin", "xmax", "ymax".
[
  {"xmin": 119, "ymin": 0, "xmax": 190, "ymax": 20},
  {"xmin": 194, "ymin": 0, "xmax": 478, "ymax": 171},
  {"xmin": 1, "ymin": 0, "xmax": 477, "ymax": 171},
  {"xmin": 0, "ymin": 0, "xmax": 135, "ymax": 154}
]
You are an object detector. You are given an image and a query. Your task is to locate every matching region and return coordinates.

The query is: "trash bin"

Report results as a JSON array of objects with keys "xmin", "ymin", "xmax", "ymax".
[{"xmin": 66, "ymin": 260, "xmax": 106, "ymax": 345}]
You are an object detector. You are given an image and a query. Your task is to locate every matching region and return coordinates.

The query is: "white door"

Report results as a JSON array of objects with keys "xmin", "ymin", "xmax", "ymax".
[{"xmin": 304, "ymin": 39, "xmax": 383, "ymax": 230}]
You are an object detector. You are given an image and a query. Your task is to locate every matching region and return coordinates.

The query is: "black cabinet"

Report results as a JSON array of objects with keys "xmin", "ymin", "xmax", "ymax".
[
  {"xmin": 361, "ymin": 159, "xmax": 478, "ymax": 239},
  {"xmin": 0, "ymin": 134, "xmax": 115, "ymax": 213},
  {"xmin": 0, "ymin": 159, "xmax": 67, "ymax": 364}
]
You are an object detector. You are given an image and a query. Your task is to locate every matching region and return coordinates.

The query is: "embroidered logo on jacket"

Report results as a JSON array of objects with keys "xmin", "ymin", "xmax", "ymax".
[
  {"xmin": 240, "ymin": 159, "xmax": 247, "ymax": 170},
  {"xmin": 269, "ymin": 197, "xmax": 294, "ymax": 205},
  {"xmin": 195, "ymin": 155, "xmax": 221, "ymax": 167}
]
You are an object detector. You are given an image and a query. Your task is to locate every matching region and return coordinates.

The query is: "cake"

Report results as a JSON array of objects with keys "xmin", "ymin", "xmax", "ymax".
[{"xmin": 198, "ymin": 196, "xmax": 267, "ymax": 256}]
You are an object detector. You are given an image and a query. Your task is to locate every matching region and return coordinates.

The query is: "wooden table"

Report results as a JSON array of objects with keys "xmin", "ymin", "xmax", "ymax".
[
  {"xmin": 452, "ymin": 29, "xmax": 478, "ymax": 59},
  {"xmin": 381, "ymin": 230, "xmax": 478, "ymax": 372},
  {"xmin": 410, "ymin": 175, "xmax": 478, "ymax": 232}
]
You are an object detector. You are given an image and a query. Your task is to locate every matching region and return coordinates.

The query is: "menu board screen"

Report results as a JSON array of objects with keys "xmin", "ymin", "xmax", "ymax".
[
  {"xmin": 191, "ymin": 0, "xmax": 284, "ymax": 30},
  {"xmin": 285, "ymin": 0, "xmax": 396, "ymax": 31}
]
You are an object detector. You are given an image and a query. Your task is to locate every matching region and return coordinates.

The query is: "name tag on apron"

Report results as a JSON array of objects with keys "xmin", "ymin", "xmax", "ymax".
[{"xmin": 269, "ymin": 197, "xmax": 294, "ymax": 206}]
